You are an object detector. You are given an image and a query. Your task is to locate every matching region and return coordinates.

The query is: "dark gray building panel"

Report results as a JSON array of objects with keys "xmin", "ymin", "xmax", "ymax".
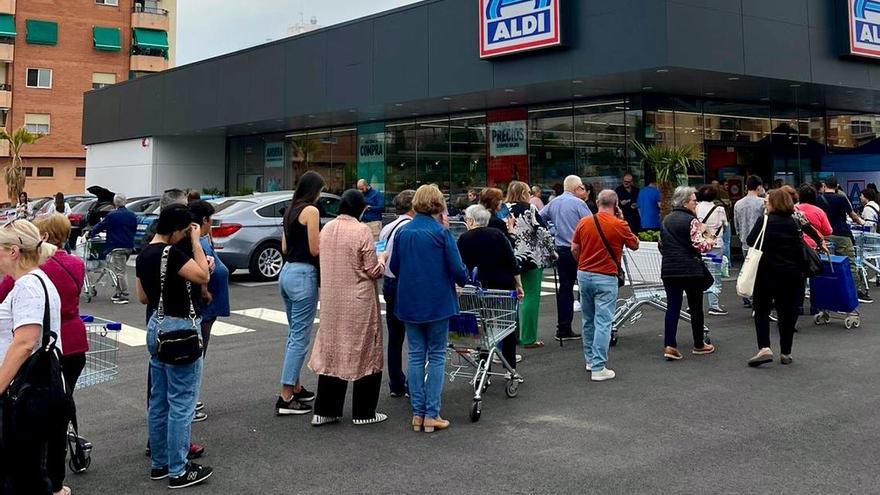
[
  {"xmin": 372, "ymin": 7, "xmax": 430, "ymax": 104},
  {"xmin": 426, "ymin": 0, "xmax": 493, "ymax": 97},
  {"xmin": 742, "ymin": 0, "xmax": 808, "ymax": 25},
  {"xmin": 809, "ymin": 27, "xmax": 871, "ymax": 87},
  {"xmin": 325, "ymin": 21, "xmax": 375, "ymax": 110},
  {"xmin": 667, "ymin": 0, "xmax": 742, "ymax": 15},
  {"xmin": 742, "ymin": 17, "xmax": 811, "ymax": 80},
  {"xmin": 216, "ymin": 45, "xmax": 287, "ymax": 126},
  {"xmin": 282, "ymin": 32, "xmax": 329, "ymax": 117},
  {"xmin": 667, "ymin": 2, "xmax": 744, "ymax": 73},
  {"xmin": 161, "ymin": 64, "xmax": 221, "ymax": 134}
]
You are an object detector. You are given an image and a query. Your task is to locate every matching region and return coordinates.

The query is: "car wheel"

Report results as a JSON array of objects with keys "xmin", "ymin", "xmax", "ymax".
[{"xmin": 249, "ymin": 242, "xmax": 283, "ymax": 281}]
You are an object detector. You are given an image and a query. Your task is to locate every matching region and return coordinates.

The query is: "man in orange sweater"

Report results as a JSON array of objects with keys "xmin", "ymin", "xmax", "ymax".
[{"xmin": 572, "ymin": 189, "xmax": 639, "ymax": 382}]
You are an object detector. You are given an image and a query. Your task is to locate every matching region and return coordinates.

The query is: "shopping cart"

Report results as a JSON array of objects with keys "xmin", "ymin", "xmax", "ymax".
[
  {"xmin": 853, "ymin": 230, "xmax": 880, "ymax": 289},
  {"xmin": 811, "ymin": 255, "xmax": 861, "ymax": 329},
  {"xmin": 74, "ymin": 235, "xmax": 119, "ymax": 302},
  {"xmin": 68, "ymin": 315, "xmax": 122, "ymax": 474},
  {"xmin": 446, "ymin": 286, "xmax": 522, "ymax": 422},
  {"xmin": 613, "ymin": 243, "xmax": 710, "ymax": 346}
]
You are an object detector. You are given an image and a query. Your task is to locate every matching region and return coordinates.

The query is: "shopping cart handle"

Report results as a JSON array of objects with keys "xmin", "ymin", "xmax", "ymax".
[
  {"xmin": 80, "ymin": 315, "xmax": 95, "ymax": 323},
  {"xmin": 105, "ymin": 322, "xmax": 122, "ymax": 331}
]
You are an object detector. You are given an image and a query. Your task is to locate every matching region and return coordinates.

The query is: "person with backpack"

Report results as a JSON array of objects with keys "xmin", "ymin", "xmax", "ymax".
[
  {"xmin": 0, "ymin": 220, "xmax": 64, "ymax": 494},
  {"xmin": 696, "ymin": 185, "xmax": 729, "ymax": 316}
]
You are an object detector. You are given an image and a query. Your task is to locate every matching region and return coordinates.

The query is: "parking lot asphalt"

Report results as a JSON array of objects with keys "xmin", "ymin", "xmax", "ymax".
[{"xmin": 68, "ymin": 268, "xmax": 880, "ymax": 494}]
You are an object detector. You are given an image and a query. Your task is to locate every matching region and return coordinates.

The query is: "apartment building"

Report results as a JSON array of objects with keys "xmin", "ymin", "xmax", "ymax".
[{"xmin": 0, "ymin": 0, "xmax": 175, "ymax": 203}]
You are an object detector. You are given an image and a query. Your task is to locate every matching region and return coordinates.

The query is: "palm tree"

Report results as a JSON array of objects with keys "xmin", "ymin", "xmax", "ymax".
[
  {"xmin": 0, "ymin": 126, "xmax": 44, "ymax": 201},
  {"xmin": 631, "ymin": 141, "xmax": 704, "ymax": 218}
]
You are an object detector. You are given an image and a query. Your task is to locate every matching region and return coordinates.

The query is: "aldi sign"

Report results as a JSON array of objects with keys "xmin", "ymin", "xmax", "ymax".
[
  {"xmin": 479, "ymin": 0, "xmax": 561, "ymax": 59},
  {"xmin": 847, "ymin": 0, "xmax": 880, "ymax": 59}
]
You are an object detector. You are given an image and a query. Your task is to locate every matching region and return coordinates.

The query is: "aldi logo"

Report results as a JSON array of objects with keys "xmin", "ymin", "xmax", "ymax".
[
  {"xmin": 848, "ymin": 0, "xmax": 880, "ymax": 59},
  {"xmin": 479, "ymin": 0, "xmax": 561, "ymax": 59}
]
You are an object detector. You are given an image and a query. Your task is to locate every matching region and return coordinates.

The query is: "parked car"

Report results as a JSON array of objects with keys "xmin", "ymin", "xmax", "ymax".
[
  {"xmin": 125, "ymin": 196, "xmax": 161, "ymax": 214},
  {"xmin": 133, "ymin": 195, "xmax": 223, "ymax": 251},
  {"xmin": 211, "ymin": 191, "xmax": 341, "ymax": 280},
  {"xmin": 68, "ymin": 198, "xmax": 114, "ymax": 248},
  {"xmin": 33, "ymin": 194, "xmax": 95, "ymax": 221}
]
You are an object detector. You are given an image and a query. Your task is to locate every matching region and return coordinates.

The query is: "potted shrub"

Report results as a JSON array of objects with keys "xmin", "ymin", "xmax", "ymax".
[{"xmin": 631, "ymin": 141, "xmax": 704, "ymax": 218}]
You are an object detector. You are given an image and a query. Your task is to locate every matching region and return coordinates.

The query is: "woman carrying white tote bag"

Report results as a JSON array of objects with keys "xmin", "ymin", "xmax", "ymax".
[{"xmin": 737, "ymin": 215, "xmax": 767, "ymax": 298}]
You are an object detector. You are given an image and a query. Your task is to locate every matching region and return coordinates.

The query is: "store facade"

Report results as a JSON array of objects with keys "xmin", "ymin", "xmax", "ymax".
[{"xmin": 83, "ymin": 0, "xmax": 880, "ymax": 202}]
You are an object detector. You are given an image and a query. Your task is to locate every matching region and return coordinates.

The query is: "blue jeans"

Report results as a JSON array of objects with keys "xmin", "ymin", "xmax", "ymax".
[
  {"xmin": 405, "ymin": 319, "xmax": 449, "ymax": 418},
  {"xmin": 705, "ymin": 247, "xmax": 723, "ymax": 310},
  {"xmin": 578, "ymin": 271, "xmax": 618, "ymax": 371},
  {"xmin": 147, "ymin": 324, "xmax": 202, "ymax": 477},
  {"xmin": 279, "ymin": 262, "xmax": 319, "ymax": 386}
]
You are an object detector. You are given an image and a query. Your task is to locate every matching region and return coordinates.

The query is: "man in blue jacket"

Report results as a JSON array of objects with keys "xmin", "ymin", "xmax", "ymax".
[
  {"xmin": 357, "ymin": 179, "xmax": 384, "ymax": 222},
  {"xmin": 90, "ymin": 194, "xmax": 138, "ymax": 304}
]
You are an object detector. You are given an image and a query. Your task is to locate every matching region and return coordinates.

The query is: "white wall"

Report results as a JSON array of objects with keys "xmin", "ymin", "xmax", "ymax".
[
  {"xmin": 152, "ymin": 136, "xmax": 225, "ymax": 194},
  {"xmin": 85, "ymin": 138, "xmax": 154, "ymax": 196},
  {"xmin": 85, "ymin": 135, "xmax": 226, "ymax": 196}
]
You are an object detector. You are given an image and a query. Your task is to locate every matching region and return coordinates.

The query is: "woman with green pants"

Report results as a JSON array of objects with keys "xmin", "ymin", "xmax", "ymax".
[{"xmin": 505, "ymin": 181, "xmax": 557, "ymax": 348}]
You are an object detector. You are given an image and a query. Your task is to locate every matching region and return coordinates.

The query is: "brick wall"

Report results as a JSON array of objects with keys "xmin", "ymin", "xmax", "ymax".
[{"xmin": 2, "ymin": 0, "xmax": 132, "ymax": 201}]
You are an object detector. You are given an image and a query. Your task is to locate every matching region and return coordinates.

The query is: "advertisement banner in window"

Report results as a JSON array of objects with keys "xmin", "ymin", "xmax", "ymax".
[
  {"xmin": 264, "ymin": 142, "xmax": 284, "ymax": 169},
  {"xmin": 357, "ymin": 123, "xmax": 386, "ymax": 192},
  {"xmin": 487, "ymin": 109, "xmax": 528, "ymax": 186},
  {"xmin": 489, "ymin": 120, "xmax": 527, "ymax": 157}
]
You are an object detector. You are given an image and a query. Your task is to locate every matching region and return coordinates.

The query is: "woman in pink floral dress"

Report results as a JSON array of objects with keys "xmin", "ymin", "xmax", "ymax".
[{"xmin": 308, "ymin": 189, "xmax": 388, "ymax": 426}]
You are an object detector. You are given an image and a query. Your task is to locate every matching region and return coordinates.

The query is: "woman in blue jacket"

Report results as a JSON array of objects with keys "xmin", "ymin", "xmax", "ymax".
[{"xmin": 390, "ymin": 184, "xmax": 468, "ymax": 433}]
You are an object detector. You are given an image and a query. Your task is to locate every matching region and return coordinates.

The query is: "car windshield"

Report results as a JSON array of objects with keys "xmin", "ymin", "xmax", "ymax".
[{"xmin": 71, "ymin": 200, "xmax": 95, "ymax": 213}]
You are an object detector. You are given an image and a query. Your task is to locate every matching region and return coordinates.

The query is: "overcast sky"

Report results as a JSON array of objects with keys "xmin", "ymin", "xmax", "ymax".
[{"xmin": 177, "ymin": 0, "xmax": 422, "ymax": 65}]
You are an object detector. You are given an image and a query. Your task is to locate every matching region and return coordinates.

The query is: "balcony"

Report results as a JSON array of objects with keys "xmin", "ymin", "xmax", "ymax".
[
  {"xmin": 0, "ymin": 0, "xmax": 14, "ymax": 15},
  {"xmin": 130, "ymin": 54, "xmax": 167, "ymax": 72},
  {"xmin": 0, "ymin": 84, "xmax": 11, "ymax": 109},
  {"xmin": 0, "ymin": 41, "xmax": 12, "ymax": 62},
  {"xmin": 132, "ymin": 5, "xmax": 169, "ymax": 31}
]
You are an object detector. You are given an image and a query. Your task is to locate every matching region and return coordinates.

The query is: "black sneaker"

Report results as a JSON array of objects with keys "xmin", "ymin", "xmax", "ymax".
[
  {"xmin": 554, "ymin": 333, "xmax": 581, "ymax": 342},
  {"xmin": 389, "ymin": 390, "xmax": 409, "ymax": 398},
  {"xmin": 150, "ymin": 466, "xmax": 169, "ymax": 480},
  {"xmin": 859, "ymin": 291, "xmax": 873, "ymax": 304},
  {"xmin": 275, "ymin": 396, "xmax": 312, "ymax": 415},
  {"xmin": 291, "ymin": 386, "xmax": 315, "ymax": 403},
  {"xmin": 168, "ymin": 463, "xmax": 213, "ymax": 489},
  {"xmin": 708, "ymin": 307, "xmax": 729, "ymax": 316},
  {"xmin": 195, "ymin": 401, "xmax": 204, "ymax": 412}
]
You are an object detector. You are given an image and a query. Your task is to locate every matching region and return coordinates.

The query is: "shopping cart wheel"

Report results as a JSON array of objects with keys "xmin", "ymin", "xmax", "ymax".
[
  {"xmin": 470, "ymin": 401, "xmax": 482, "ymax": 422},
  {"xmin": 505, "ymin": 380, "xmax": 519, "ymax": 398},
  {"xmin": 844, "ymin": 317, "xmax": 855, "ymax": 329},
  {"xmin": 854, "ymin": 317, "xmax": 861, "ymax": 328},
  {"xmin": 609, "ymin": 332, "xmax": 618, "ymax": 347}
]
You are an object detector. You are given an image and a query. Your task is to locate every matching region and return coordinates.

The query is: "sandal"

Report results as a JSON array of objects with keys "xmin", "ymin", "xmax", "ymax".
[{"xmin": 523, "ymin": 341, "xmax": 545, "ymax": 349}]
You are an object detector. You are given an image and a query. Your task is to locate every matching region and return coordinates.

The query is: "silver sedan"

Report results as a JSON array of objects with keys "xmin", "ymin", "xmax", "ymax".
[{"xmin": 211, "ymin": 191, "xmax": 340, "ymax": 280}]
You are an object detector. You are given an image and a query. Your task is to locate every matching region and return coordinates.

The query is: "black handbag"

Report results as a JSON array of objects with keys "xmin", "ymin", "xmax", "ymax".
[
  {"xmin": 152, "ymin": 246, "xmax": 202, "ymax": 365},
  {"xmin": 795, "ymin": 216, "xmax": 823, "ymax": 278},
  {"xmin": 594, "ymin": 215, "xmax": 626, "ymax": 287},
  {"xmin": 700, "ymin": 261, "xmax": 716, "ymax": 291},
  {"xmin": 4, "ymin": 274, "xmax": 70, "ymax": 433}
]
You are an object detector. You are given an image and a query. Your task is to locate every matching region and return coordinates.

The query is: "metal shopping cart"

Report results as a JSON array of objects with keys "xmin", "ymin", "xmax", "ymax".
[
  {"xmin": 612, "ymin": 243, "xmax": 710, "ymax": 346},
  {"xmin": 74, "ymin": 235, "xmax": 119, "ymax": 302},
  {"xmin": 68, "ymin": 315, "xmax": 123, "ymax": 474},
  {"xmin": 446, "ymin": 286, "xmax": 522, "ymax": 423},
  {"xmin": 853, "ymin": 229, "xmax": 880, "ymax": 289}
]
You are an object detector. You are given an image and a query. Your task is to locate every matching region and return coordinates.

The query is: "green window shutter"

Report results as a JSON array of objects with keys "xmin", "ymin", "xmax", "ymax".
[
  {"xmin": 26, "ymin": 19, "xmax": 58, "ymax": 46},
  {"xmin": 132, "ymin": 28, "xmax": 168, "ymax": 50},
  {"xmin": 0, "ymin": 14, "xmax": 16, "ymax": 38},
  {"xmin": 93, "ymin": 26, "xmax": 121, "ymax": 51}
]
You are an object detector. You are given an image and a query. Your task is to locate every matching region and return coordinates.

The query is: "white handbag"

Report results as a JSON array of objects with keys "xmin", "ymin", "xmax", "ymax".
[{"xmin": 736, "ymin": 215, "xmax": 767, "ymax": 298}]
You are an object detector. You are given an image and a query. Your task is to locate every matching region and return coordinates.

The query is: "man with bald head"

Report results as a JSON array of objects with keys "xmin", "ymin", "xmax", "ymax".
[
  {"xmin": 572, "ymin": 189, "xmax": 638, "ymax": 381},
  {"xmin": 357, "ymin": 179, "xmax": 385, "ymax": 239},
  {"xmin": 540, "ymin": 175, "xmax": 592, "ymax": 342}
]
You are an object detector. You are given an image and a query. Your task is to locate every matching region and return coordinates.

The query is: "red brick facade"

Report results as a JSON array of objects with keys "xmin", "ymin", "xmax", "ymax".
[{"xmin": 2, "ymin": 0, "xmax": 134, "ymax": 202}]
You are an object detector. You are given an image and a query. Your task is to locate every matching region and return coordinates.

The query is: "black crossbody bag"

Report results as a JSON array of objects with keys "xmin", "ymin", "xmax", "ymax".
[
  {"xmin": 594, "ymin": 215, "xmax": 626, "ymax": 288},
  {"xmin": 152, "ymin": 246, "xmax": 202, "ymax": 365}
]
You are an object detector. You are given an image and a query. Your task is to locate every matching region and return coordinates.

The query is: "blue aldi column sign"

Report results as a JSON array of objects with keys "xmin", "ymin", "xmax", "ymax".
[
  {"xmin": 847, "ymin": 0, "xmax": 880, "ymax": 59},
  {"xmin": 357, "ymin": 123, "xmax": 385, "ymax": 193},
  {"xmin": 480, "ymin": 0, "xmax": 561, "ymax": 59}
]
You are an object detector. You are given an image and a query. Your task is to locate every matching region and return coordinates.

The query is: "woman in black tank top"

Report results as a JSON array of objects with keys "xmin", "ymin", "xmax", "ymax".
[{"xmin": 275, "ymin": 171, "xmax": 325, "ymax": 416}]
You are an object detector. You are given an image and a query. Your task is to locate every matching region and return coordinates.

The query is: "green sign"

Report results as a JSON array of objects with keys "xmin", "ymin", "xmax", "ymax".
[{"xmin": 357, "ymin": 123, "xmax": 385, "ymax": 190}]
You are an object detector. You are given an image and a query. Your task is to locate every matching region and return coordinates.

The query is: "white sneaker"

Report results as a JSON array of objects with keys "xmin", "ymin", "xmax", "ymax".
[
  {"xmin": 491, "ymin": 353, "xmax": 523, "ymax": 364},
  {"xmin": 591, "ymin": 367, "xmax": 616, "ymax": 381},
  {"xmin": 573, "ymin": 300, "xmax": 582, "ymax": 312}
]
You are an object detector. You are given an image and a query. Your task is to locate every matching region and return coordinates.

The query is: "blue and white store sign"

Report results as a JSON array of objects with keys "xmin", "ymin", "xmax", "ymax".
[
  {"xmin": 848, "ymin": 0, "xmax": 880, "ymax": 59},
  {"xmin": 479, "ymin": 0, "xmax": 561, "ymax": 59}
]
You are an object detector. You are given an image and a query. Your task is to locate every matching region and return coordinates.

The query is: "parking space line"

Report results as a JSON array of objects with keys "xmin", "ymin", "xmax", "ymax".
[
  {"xmin": 118, "ymin": 324, "xmax": 147, "ymax": 347},
  {"xmin": 211, "ymin": 321, "xmax": 256, "ymax": 336}
]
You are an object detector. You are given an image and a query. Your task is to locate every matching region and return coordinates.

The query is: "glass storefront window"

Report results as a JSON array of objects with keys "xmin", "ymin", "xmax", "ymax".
[
  {"xmin": 529, "ymin": 104, "xmax": 574, "ymax": 190},
  {"xmin": 450, "ymin": 114, "xmax": 487, "ymax": 209},
  {"xmin": 417, "ymin": 118, "xmax": 451, "ymax": 193},
  {"xmin": 385, "ymin": 121, "xmax": 419, "ymax": 199},
  {"xmin": 574, "ymin": 99, "xmax": 629, "ymax": 189}
]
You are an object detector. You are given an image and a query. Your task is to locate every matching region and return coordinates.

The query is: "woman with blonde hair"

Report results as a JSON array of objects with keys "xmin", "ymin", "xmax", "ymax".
[
  {"xmin": 390, "ymin": 184, "xmax": 468, "ymax": 433},
  {"xmin": 505, "ymin": 181, "xmax": 555, "ymax": 348},
  {"xmin": 0, "ymin": 215, "xmax": 86, "ymax": 495},
  {"xmin": 0, "ymin": 219, "xmax": 65, "ymax": 494}
]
